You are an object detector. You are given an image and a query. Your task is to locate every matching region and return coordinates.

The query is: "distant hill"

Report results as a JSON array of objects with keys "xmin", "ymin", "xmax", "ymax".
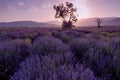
[
  {"xmin": 0, "ymin": 17, "xmax": 120, "ymax": 27},
  {"xmin": 104, "ymin": 18, "xmax": 120, "ymax": 26},
  {"xmin": 46, "ymin": 20, "xmax": 61, "ymax": 26},
  {"xmin": 75, "ymin": 18, "xmax": 97, "ymax": 27},
  {"xmin": 46, "ymin": 17, "xmax": 120, "ymax": 27},
  {"xmin": 0, "ymin": 21, "xmax": 59, "ymax": 27},
  {"xmin": 75, "ymin": 17, "xmax": 120, "ymax": 27}
]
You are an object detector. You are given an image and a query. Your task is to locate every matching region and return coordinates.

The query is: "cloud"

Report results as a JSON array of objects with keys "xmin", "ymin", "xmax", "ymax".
[
  {"xmin": 18, "ymin": 2, "xmax": 25, "ymax": 6},
  {"xmin": 28, "ymin": 5, "xmax": 39, "ymax": 12}
]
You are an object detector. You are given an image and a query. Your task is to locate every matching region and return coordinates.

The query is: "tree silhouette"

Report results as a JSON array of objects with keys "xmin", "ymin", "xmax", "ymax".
[
  {"xmin": 95, "ymin": 18, "xmax": 103, "ymax": 28},
  {"xmin": 53, "ymin": 2, "xmax": 77, "ymax": 29}
]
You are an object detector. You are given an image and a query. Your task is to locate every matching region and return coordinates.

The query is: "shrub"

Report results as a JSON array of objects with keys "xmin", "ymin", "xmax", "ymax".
[
  {"xmin": 69, "ymin": 38, "xmax": 120, "ymax": 80},
  {"xmin": 91, "ymin": 33, "xmax": 100, "ymax": 40},
  {"xmin": 0, "ymin": 39, "xmax": 30, "ymax": 80},
  {"xmin": 25, "ymin": 38, "xmax": 33, "ymax": 45},
  {"xmin": 10, "ymin": 54, "xmax": 96, "ymax": 80},
  {"xmin": 68, "ymin": 38, "xmax": 90, "ymax": 62},
  {"xmin": 55, "ymin": 31, "xmax": 74, "ymax": 43},
  {"xmin": 109, "ymin": 41, "xmax": 120, "ymax": 56},
  {"xmin": 0, "ymin": 34, "xmax": 14, "ymax": 42},
  {"xmin": 26, "ymin": 32, "xmax": 38, "ymax": 39},
  {"xmin": 32, "ymin": 36, "xmax": 70, "ymax": 56},
  {"xmin": 9, "ymin": 31, "xmax": 26, "ymax": 39},
  {"xmin": 84, "ymin": 40, "xmax": 120, "ymax": 80},
  {"xmin": 64, "ymin": 30, "xmax": 82, "ymax": 37},
  {"xmin": 38, "ymin": 30, "xmax": 53, "ymax": 36},
  {"xmin": 50, "ymin": 29, "xmax": 59, "ymax": 36}
]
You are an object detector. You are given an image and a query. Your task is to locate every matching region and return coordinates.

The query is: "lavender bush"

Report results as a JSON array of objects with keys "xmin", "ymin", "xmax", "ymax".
[
  {"xmin": 63, "ymin": 30, "xmax": 82, "ymax": 37},
  {"xmin": 84, "ymin": 41, "xmax": 120, "ymax": 80},
  {"xmin": 8, "ymin": 31, "xmax": 26, "ymax": 39},
  {"xmin": 32, "ymin": 36, "xmax": 70, "ymax": 56},
  {"xmin": 10, "ymin": 54, "xmax": 96, "ymax": 80},
  {"xmin": 0, "ymin": 28, "xmax": 119, "ymax": 80},
  {"xmin": 54, "ymin": 31, "xmax": 74, "ymax": 43},
  {"xmin": 0, "ymin": 34, "xmax": 14, "ymax": 42},
  {"xmin": 68, "ymin": 38, "xmax": 90, "ymax": 62},
  {"xmin": 0, "ymin": 39, "xmax": 30, "ymax": 80},
  {"xmin": 69, "ymin": 37, "xmax": 120, "ymax": 80}
]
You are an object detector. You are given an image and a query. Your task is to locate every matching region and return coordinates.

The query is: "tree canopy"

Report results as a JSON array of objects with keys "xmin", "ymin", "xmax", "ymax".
[{"xmin": 53, "ymin": 2, "xmax": 78, "ymax": 28}]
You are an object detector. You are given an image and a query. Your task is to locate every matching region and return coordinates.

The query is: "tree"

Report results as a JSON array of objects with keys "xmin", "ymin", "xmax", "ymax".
[
  {"xmin": 53, "ymin": 2, "xmax": 77, "ymax": 29},
  {"xmin": 95, "ymin": 18, "xmax": 103, "ymax": 28}
]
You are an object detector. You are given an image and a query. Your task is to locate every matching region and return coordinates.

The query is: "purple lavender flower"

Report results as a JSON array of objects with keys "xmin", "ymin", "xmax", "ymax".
[
  {"xmin": 32, "ymin": 36, "xmax": 70, "ymax": 56},
  {"xmin": 10, "ymin": 54, "xmax": 96, "ymax": 80},
  {"xmin": 0, "ymin": 39, "xmax": 30, "ymax": 80}
]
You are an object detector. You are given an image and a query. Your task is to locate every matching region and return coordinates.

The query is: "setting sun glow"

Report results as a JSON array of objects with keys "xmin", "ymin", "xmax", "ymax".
[
  {"xmin": 0, "ymin": 0, "xmax": 120, "ymax": 22},
  {"xmin": 72, "ymin": 0, "xmax": 88, "ymax": 19}
]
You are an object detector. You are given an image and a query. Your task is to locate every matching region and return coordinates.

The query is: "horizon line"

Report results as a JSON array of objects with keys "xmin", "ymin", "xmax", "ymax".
[{"xmin": 0, "ymin": 16, "xmax": 120, "ymax": 23}]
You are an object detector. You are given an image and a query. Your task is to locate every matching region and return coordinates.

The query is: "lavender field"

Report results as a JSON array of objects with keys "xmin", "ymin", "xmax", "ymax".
[
  {"xmin": 0, "ymin": 27, "xmax": 120, "ymax": 80},
  {"xmin": 0, "ymin": 0, "xmax": 120, "ymax": 79}
]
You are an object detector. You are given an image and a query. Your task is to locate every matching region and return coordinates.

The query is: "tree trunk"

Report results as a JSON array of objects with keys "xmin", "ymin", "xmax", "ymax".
[
  {"xmin": 98, "ymin": 23, "xmax": 101, "ymax": 28},
  {"xmin": 62, "ymin": 21, "xmax": 73, "ymax": 29}
]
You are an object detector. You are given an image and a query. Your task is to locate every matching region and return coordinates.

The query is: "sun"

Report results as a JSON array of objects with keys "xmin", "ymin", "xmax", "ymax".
[
  {"xmin": 77, "ymin": 6, "xmax": 88, "ymax": 18},
  {"xmin": 72, "ymin": 0, "xmax": 88, "ymax": 19}
]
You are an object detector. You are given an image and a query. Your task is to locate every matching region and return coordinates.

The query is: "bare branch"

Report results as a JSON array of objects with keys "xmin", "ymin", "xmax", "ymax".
[{"xmin": 95, "ymin": 18, "xmax": 103, "ymax": 28}]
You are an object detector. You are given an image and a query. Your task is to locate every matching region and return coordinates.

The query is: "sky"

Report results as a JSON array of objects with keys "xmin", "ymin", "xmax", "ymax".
[{"xmin": 0, "ymin": 0, "xmax": 120, "ymax": 22}]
